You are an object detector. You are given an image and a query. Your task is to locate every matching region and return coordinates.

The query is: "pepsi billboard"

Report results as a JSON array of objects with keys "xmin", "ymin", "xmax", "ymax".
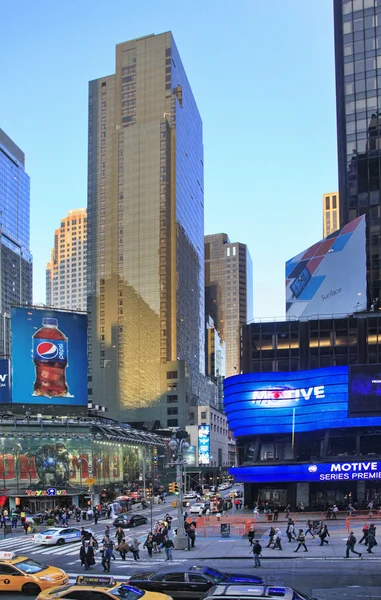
[
  {"xmin": 230, "ymin": 460, "xmax": 381, "ymax": 484},
  {"xmin": 0, "ymin": 359, "xmax": 11, "ymax": 403},
  {"xmin": 11, "ymin": 307, "xmax": 88, "ymax": 406},
  {"xmin": 224, "ymin": 366, "xmax": 381, "ymax": 438}
]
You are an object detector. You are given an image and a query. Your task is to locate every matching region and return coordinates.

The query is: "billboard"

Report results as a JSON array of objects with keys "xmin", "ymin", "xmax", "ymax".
[
  {"xmin": 230, "ymin": 459, "xmax": 381, "ymax": 484},
  {"xmin": 198, "ymin": 425, "xmax": 210, "ymax": 466},
  {"xmin": 224, "ymin": 366, "xmax": 381, "ymax": 437},
  {"xmin": 285, "ymin": 215, "xmax": 366, "ymax": 318},
  {"xmin": 11, "ymin": 307, "xmax": 88, "ymax": 406},
  {"xmin": 349, "ymin": 364, "xmax": 381, "ymax": 417},
  {"xmin": 0, "ymin": 359, "xmax": 11, "ymax": 403}
]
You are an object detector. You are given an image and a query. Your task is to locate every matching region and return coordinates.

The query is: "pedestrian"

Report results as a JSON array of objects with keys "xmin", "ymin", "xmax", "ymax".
[
  {"xmin": 143, "ymin": 534, "xmax": 154, "ymax": 557},
  {"xmin": 94, "ymin": 508, "xmax": 99, "ymax": 525},
  {"xmin": 319, "ymin": 524, "xmax": 330, "ymax": 546},
  {"xmin": 115, "ymin": 527, "xmax": 125, "ymax": 547},
  {"xmin": 286, "ymin": 519, "xmax": 296, "ymax": 542},
  {"xmin": 11, "ymin": 515, "xmax": 17, "ymax": 529},
  {"xmin": 101, "ymin": 539, "xmax": 113, "ymax": 572},
  {"xmin": 359, "ymin": 523, "xmax": 369, "ymax": 545},
  {"xmin": 274, "ymin": 528, "xmax": 283, "ymax": 550},
  {"xmin": 130, "ymin": 538, "xmax": 141, "ymax": 561},
  {"xmin": 332, "ymin": 505, "xmax": 339, "ymax": 520},
  {"xmin": 266, "ymin": 527, "xmax": 276, "ymax": 548},
  {"xmin": 23, "ymin": 520, "xmax": 29, "ymax": 535},
  {"xmin": 248, "ymin": 526, "xmax": 255, "ymax": 546},
  {"xmin": 187, "ymin": 525, "xmax": 196, "ymax": 549},
  {"xmin": 163, "ymin": 535, "xmax": 174, "ymax": 561},
  {"xmin": 250, "ymin": 540, "xmax": 262, "ymax": 567},
  {"xmin": 294, "ymin": 529, "xmax": 308, "ymax": 552},
  {"xmin": 305, "ymin": 520, "xmax": 315, "ymax": 539},
  {"xmin": 367, "ymin": 527, "xmax": 377, "ymax": 554},
  {"xmin": 80, "ymin": 541, "xmax": 95, "ymax": 570},
  {"xmin": 345, "ymin": 531, "xmax": 362, "ymax": 558},
  {"xmin": 273, "ymin": 507, "xmax": 279, "ymax": 522},
  {"xmin": 118, "ymin": 540, "xmax": 129, "ymax": 561},
  {"xmin": 284, "ymin": 504, "xmax": 291, "ymax": 518}
]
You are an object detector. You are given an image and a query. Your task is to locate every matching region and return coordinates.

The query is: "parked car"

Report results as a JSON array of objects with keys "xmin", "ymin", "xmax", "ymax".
[
  {"xmin": 126, "ymin": 566, "xmax": 264, "ymax": 599},
  {"xmin": 190, "ymin": 502, "xmax": 205, "ymax": 514},
  {"xmin": 184, "ymin": 491, "xmax": 197, "ymax": 499},
  {"xmin": 113, "ymin": 514, "xmax": 148, "ymax": 528},
  {"xmin": 33, "ymin": 527, "xmax": 87, "ymax": 546}
]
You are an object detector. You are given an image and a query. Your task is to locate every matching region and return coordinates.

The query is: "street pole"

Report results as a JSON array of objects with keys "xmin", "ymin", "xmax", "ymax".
[{"xmin": 169, "ymin": 435, "xmax": 189, "ymax": 550}]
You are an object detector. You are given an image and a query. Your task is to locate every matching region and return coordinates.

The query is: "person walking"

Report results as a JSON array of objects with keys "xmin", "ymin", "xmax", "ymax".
[
  {"xmin": 305, "ymin": 520, "xmax": 315, "ymax": 539},
  {"xmin": 319, "ymin": 524, "xmax": 330, "ymax": 546},
  {"xmin": 94, "ymin": 508, "xmax": 99, "ymax": 525},
  {"xmin": 332, "ymin": 505, "xmax": 339, "ymax": 520},
  {"xmin": 101, "ymin": 539, "xmax": 113, "ymax": 572},
  {"xmin": 345, "ymin": 531, "xmax": 362, "ymax": 558},
  {"xmin": 359, "ymin": 523, "xmax": 369, "ymax": 545},
  {"xmin": 294, "ymin": 529, "xmax": 308, "ymax": 552},
  {"xmin": 250, "ymin": 540, "xmax": 262, "ymax": 567},
  {"xmin": 23, "ymin": 520, "xmax": 29, "ymax": 535},
  {"xmin": 80, "ymin": 541, "xmax": 95, "ymax": 570},
  {"xmin": 273, "ymin": 507, "xmax": 279, "ymax": 522},
  {"xmin": 163, "ymin": 535, "xmax": 174, "ymax": 561},
  {"xmin": 143, "ymin": 534, "xmax": 154, "ymax": 558},
  {"xmin": 286, "ymin": 519, "xmax": 296, "ymax": 542},
  {"xmin": 248, "ymin": 526, "xmax": 255, "ymax": 546},
  {"xmin": 367, "ymin": 527, "xmax": 377, "ymax": 554},
  {"xmin": 130, "ymin": 539, "xmax": 141, "ymax": 561},
  {"xmin": 187, "ymin": 525, "xmax": 196, "ymax": 549},
  {"xmin": 274, "ymin": 528, "xmax": 283, "ymax": 550},
  {"xmin": 115, "ymin": 527, "xmax": 125, "ymax": 548},
  {"xmin": 266, "ymin": 527, "xmax": 276, "ymax": 548}
]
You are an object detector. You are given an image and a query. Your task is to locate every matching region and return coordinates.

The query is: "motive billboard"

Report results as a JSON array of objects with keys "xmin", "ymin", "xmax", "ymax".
[
  {"xmin": 11, "ymin": 307, "xmax": 88, "ymax": 406},
  {"xmin": 223, "ymin": 366, "xmax": 381, "ymax": 437},
  {"xmin": 198, "ymin": 425, "xmax": 210, "ymax": 466},
  {"xmin": 0, "ymin": 359, "xmax": 11, "ymax": 403},
  {"xmin": 285, "ymin": 215, "xmax": 366, "ymax": 318},
  {"xmin": 230, "ymin": 460, "xmax": 381, "ymax": 484},
  {"xmin": 349, "ymin": 364, "xmax": 381, "ymax": 417}
]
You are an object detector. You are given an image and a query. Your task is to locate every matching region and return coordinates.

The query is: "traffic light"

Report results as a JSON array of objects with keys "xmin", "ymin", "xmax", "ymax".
[
  {"xmin": 168, "ymin": 482, "xmax": 176, "ymax": 493},
  {"xmin": 174, "ymin": 483, "xmax": 179, "ymax": 494}
]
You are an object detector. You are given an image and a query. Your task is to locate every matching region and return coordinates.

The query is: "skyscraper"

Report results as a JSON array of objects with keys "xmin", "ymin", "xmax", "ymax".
[
  {"xmin": 334, "ymin": 0, "xmax": 381, "ymax": 306},
  {"xmin": 0, "ymin": 129, "xmax": 32, "ymax": 356},
  {"xmin": 87, "ymin": 32, "xmax": 216, "ymax": 425},
  {"xmin": 46, "ymin": 209, "xmax": 87, "ymax": 311},
  {"xmin": 323, "ymin": 192, "xmax": 340, "ymax": 237},
  {"xmin": 204, "ymin": 233, "xmax": 253, "ymax": 378}
]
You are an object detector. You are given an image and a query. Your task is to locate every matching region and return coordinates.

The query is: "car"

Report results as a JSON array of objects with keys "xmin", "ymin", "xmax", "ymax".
[
  {"xmin": 113, "ymin": 514, "xmax": 148, "ymax": 528},
  {"xmin": 184, "ymin": 491, "xmax": 197, "ymax": 499},
  {"xmin": 33, "ymin": 527, "xmax": 88, "ymax": 546},
  {"xmin": 37, "ymin": 575, "xmax": 174, "ymax": 600},
  {"xmin": 189, "ymin": 502, "xmax": 205, "ymax": 514},
  {"xmin": 199, "ymin": 584, "xmax": 318, "ymax": 600},
  {"xmin": 126, "ymin": 566, "xmax": 264, "ymax": 599},
  {"xmin": 0, "ymin": 551, "xmax": 68, "ymax": 596}
]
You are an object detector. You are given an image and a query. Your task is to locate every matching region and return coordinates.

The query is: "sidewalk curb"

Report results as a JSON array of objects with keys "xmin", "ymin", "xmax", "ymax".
[{"xmin": 174, "ymin": 554, "xmax": 381, "ymax": 561}]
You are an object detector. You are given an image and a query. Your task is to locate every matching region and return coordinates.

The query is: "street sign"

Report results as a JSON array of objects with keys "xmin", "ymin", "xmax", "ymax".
[{"xmin": 85, "ymin": 477, "xmax": 96, "ymax": 486}]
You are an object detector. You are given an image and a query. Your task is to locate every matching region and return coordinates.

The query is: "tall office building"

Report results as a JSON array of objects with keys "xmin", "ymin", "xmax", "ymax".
[
  {"xmin": 204, "ymin": 233, "xmax": 253, "ymax": 378},
  {"xmin": 334, "ymin": 0, "xmax": 381, "ymax": 307},
  {"xmin": 0, "ymin": 129, "xmax": 32, "ymax": 356},
  {"xmin": 46, "ymin": 209, "xmax": 87, "ymax": 311},
  {"xmin": 87, "ymin": 32, "xmax": 216, "ymax": 425},
  {"xmin": 323, "ymin": 192, "xmax": 340, "ymax": 237}
]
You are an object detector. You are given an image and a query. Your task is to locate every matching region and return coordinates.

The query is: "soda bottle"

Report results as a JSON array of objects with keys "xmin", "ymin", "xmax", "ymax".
[{"xmin": 32, "ymin": 317, "xmax": 68, "ymax": 397}]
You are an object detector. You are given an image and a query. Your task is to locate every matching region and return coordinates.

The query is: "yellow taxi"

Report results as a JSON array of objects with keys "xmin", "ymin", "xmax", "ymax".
[
  {"xmin": 0, "ymin": 551, "xmax": 68, "ymax": 596},
  {"xmin": 37, "ymin": 575, "xmax": 174, "ymax": 599}
]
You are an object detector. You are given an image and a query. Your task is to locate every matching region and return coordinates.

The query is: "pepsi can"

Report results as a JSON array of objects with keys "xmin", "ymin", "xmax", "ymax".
[{"xmin": 32, "ymin": 317, "xmax": 68, "ymax": 397}]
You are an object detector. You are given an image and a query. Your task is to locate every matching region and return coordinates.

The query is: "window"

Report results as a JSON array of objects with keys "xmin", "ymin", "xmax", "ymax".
[
  {"xmin": 166, "ymin": 371, "xmax": 178, "ymax": 379},
  {"xmin": 167, "ymin": 407, "xmax": 178, "ymax": 415},
  {"xmin": 167, "ymin": 395, "xmax": 178, "ymax": 403},
  {"xmin": 332, "ymin": 195, "xmax": 337, "ymax": 209},
  {"xmin": 188, "ymin": 574, "xmax": 207, "ymax": 583},
  {"xmin": 201, "ymin": 411, "xmax": 207, "ymax": 419},
  {"xmin": 167, "ymin": 419, "xmax": 178, "ymax": 427},
  {"xmin": 325, "ymin": 196, "xmax": 330, "ymax": 210},
  {"xmin": 162, "ymin": 573, "xmax": 185, "ymax": 582}
]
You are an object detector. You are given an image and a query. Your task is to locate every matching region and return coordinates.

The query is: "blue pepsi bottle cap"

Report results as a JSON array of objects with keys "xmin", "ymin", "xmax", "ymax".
[{"xmin": 42, "ymin": 318, "xmax": 58, "ymax": 327}]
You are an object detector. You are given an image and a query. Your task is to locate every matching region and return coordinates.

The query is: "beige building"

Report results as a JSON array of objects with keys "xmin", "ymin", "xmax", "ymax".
[
  {"xmin": 323, "ymin": 192, "xmax": 340, "ymax": 238},
  {"xmin": 87, "ymin": 32, "xmax": 217, "ymax": 424},
  {"xmin": 186, "ymin": 405, "xmax": 236, "ymax": 468},
  {"xmin": 46, "ymin": 209, "xmax": 87, "ymax": 311}
]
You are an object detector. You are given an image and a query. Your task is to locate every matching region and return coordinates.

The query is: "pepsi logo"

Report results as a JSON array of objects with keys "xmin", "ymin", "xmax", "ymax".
[
  {"xmin": 36, "ymin": 342, "xmax": 58, "ymax": 359},
  {"xmin": 308, "ymin": 465, "xmax": 318, "ymax": 473}
]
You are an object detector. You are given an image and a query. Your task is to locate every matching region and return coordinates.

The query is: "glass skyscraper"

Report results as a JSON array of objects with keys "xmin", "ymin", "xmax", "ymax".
[
  {"xmin": 87, "ymin": 32, "xmax": 216, "ymax": 426},
  {"xmin": 0, "ymin": 129, "xmax": 32, "ymax": 355},
  {"xmin": 334, "ymin": 0, "xmax": 381, "ymax": 307}
]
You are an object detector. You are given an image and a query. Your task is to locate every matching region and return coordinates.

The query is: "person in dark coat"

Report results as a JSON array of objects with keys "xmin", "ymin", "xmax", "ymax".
[
  {"xmin": 80, "ymin": 541, "xmax": 95, "ymax": 570},
  {"xmin": 319, "ymin": 524, "xmax": 330, "ymax": 546},
  {"xmin": 345, "ymin": 532, "xmax": 362, "ymax": 558},
  {"xmin": 248, "ymin": 526, "xmax": 255, "ymax": 546}
]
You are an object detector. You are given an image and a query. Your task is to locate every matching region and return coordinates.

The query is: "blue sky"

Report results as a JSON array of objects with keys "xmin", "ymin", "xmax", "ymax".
[{"xmin": 0, "ymin": 0, "xmax": 337, "ymax": 318}]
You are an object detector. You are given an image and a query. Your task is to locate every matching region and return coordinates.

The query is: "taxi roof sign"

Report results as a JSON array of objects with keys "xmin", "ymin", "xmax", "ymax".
[
  {"xmin": 0, "ymin": 551, "xmax": 16, "ymax": 560},
  {"xmin": 76, "ymin": 575, "xmax": 115, "ymax": 587}
]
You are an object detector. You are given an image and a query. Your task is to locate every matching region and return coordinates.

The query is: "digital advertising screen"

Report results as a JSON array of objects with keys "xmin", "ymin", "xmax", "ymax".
[
  {"xmin": 349, "ymin": 364, "xmax": 381, "ymax": 417},
  {"xmin": 198, "ymin": 424, "xmax": 210, "ymax": 466},
  {"xmin": 0, "ymin": 359, "xmax": 11, "ymax": 403},
  {"xmin": 11, "ymin": 307, "xmax": 88, "ymax": 406},
  {"xmin": 224, "ymin": 366, "xmax": 381, "ymax": 437},
  {"xmin": 285, "ymin": 215, "xmax": 366, "ymax": 318}
]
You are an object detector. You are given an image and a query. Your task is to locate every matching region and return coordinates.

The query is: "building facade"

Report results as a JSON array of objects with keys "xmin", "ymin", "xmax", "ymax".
[
  {"xmin": 46, "ymin": 209, "xmax": 87, "ymax": 311},
  {"xmin": 205, "ymin": 316, "xmax": 225, "ymax": 410},
  {"xmin": 205, "ymin": 233, "xmax": 253, "ymax": 378},
  {"xmin": 334, "ymin": 0, "xmax": 381, "ymax": 307},
  {"xmin": 0, "ymin": 129, "xmax": 32, "ymax": 356},
  {"xmin": 229, "ymin": 313, "xmax": 381, "ymax": 508},
  {"xmin": 87, "ymin": 32, "xmax": 216, "ymax": 426},
  {"xmin": 323, "ymin": 192, "xmax": 340, "ymax": 237}
]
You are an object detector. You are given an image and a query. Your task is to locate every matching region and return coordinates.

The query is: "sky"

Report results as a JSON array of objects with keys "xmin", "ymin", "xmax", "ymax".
[{"xmin": 0, "ymin": 0, "xmax": 337, "ymax": 319}]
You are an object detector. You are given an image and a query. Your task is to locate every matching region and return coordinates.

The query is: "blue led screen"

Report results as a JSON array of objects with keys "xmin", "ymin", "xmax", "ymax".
[{"xmin": 224, "ymin": 366, "xmax": 381, "ymax": 437}]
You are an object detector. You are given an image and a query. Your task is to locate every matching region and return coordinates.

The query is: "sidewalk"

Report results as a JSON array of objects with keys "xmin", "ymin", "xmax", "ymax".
[{"xmin": 173, "ymin": 519, "xmax": 381, "ymax": 561}]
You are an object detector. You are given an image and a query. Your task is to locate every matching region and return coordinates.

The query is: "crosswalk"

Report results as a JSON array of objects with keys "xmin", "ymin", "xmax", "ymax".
[{"xmin": 0, "ymin": 535, "xmax": 187, "ymax": 566}]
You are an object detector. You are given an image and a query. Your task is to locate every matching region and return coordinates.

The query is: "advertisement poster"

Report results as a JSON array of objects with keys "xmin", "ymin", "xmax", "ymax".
[
  {"xmin": 198, "ymin": 425, "xmax": 210, "ymax": 466},
  {"xmin": 11, "ymin": 307, "xmax": 88, "ymax": 406},
  {"xmin": 0, "ymin": 359, "xmax": 11, "ymax": 403},
  {"xmin": 349, "ymin": 364, "xmax": 381, "ymax": 417},
  {"xmin": 285, "ymin": 215, "xmax": 366, "ymax": 318}
]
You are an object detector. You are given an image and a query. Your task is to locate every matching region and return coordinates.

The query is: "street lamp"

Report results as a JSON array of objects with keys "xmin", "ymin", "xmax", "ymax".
[
  {"xmin": 77, "ymin": 457, "xmax": 102, "ymax": 508},
  {"xmin": 168, "ymin": 432, "xmax": 189, "ymax": 550}
]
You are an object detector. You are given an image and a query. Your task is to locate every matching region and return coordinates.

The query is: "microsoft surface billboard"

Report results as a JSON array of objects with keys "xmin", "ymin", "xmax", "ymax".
[{"xmin": 285, "ymin": 215, "xmax": 366, "ymax": 318}]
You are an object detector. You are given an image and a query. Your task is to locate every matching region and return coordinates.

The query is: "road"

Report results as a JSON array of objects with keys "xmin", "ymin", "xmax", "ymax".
[{"xmin": 2, "ymin": 490, "xmax": 381, "ymax": 599}]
